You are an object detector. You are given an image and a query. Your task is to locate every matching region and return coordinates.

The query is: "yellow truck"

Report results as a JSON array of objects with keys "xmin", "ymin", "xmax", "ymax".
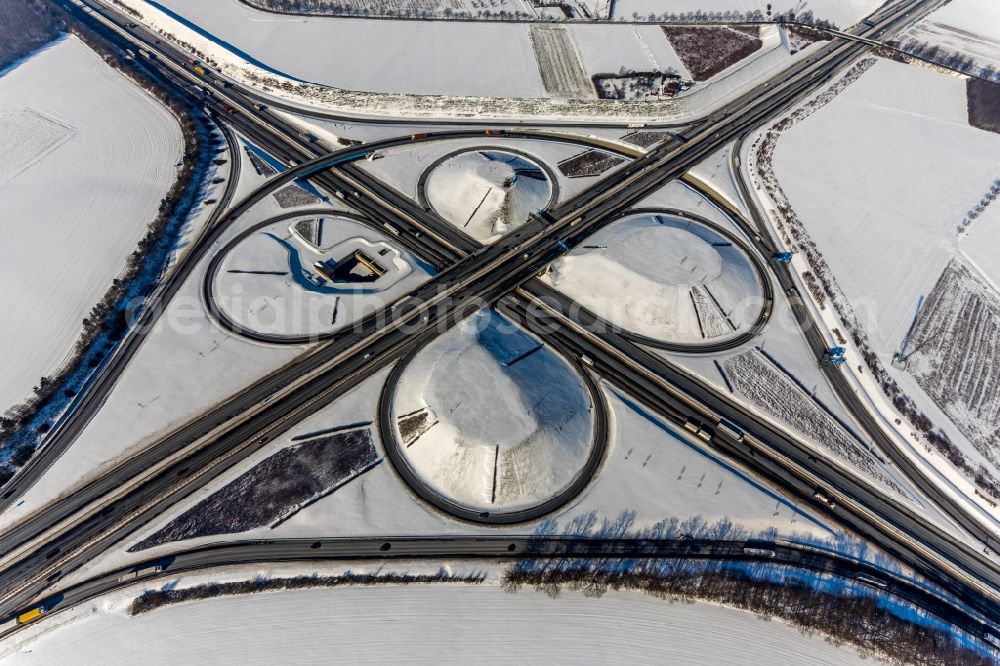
[
  {"xmin": 16, "ymin": 607, "xmax": 44, "ymax": 624},
  {"xmin": 15, "ymin": 594, "xmax": 62, "ymax": 624}
]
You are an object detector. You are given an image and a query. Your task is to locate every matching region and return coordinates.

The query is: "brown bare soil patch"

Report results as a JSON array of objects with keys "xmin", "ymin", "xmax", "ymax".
[
  {"xmin": 0, "ymin": 0, "xmax": 63, "ymax": 71},
  {"xmin": 968, "ymin": 77, "xmax": 1000, "ymax": 134},
  {"xmin": 557, "ymin": 150, "xmax": 625, "ymax": 178},
  {"xmin": 662, "ymin": 25, "xmax": 763, "ymax": 81},
  {"xmin": 130, "ymin": 428, "xmax": 379, "ymax": 549}
]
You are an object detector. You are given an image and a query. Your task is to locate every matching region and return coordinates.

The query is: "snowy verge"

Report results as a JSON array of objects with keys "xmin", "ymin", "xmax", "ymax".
[
  {"xmin": 107, "ymin": 0, "xmax": 811, "ymax": 122},
  {"xmin": 742, "ymin": 56, "xmax": 1000, "ymax": 532},
  {"xmin": 0, "ymin": 35, "xmax": 183, "ymax": 413},
  {"xmin": 1, "ymin": 564, "xmax": 875, "ymax": 665}
]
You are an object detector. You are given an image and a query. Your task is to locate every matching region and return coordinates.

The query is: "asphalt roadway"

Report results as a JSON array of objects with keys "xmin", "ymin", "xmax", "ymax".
[
  {"xmin": 496, "ymin": 291, "xmax": 1000, "ymax": 626},
  {"xmin": 715, "ymin": 132, "xmax": 1000, "ymax": 612},
  {"xmin": 0, "ymin": 51, "xmax": 675, "ymax": 515},
  {"xmin": 3, "ymin": 0, "xmax": 952, "ymax": 576},
  {"xmin": 0, "ymin": 0, "xmax": 980, "ymax": 636},
  {"xmin": 3, "ymin": 535, "xmax": 997, "ymax": 648},
  {"xmin": 8, "ymin": 0, "xmax": 854, "ymax": 529}
]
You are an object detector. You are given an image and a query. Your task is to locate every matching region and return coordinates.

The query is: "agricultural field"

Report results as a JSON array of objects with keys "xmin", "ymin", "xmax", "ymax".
[
  {"xmin": 6, "ymin": 581, "xmax": 875, "ymax": 665},
  {"xmin": 0, "ymin": 36, "xmax": 183, "ymax": 413},
  {"xmin": 106, "ymin": 0, "xmax": 811, "ymax": 121},
  {"xmin": 906, "ymin": 260, "xmax": 1000, "ymax": 468},
  {"xmin": 749, "ymin": 54, "xmax": 1000, "ymax": 496},
  {"xmin": 896, "ymin": 0, "xmax": 1000, "ymax": 75},
  {"xmin": 967, "ymin": 78, "xmax": 1000, "ymax": 134},
  {"xmin": 0, "ymin": 109, "xmax": 74, "ymax": 186},
  {"xmin": 529, "ymin": 25, "xmax": 593, "ymax": 98},
  {"xmin": 0, "ymin": 0, "xmax": 62, "ymax": 71},
  {"xmin": 661, "ymin": 25, "xmax": 762, "ymax": 81},
  {"xmin": 724, "ymin": 350, "xmax": 907, "ymax": 497},
  {"xmin": 132, "ymin": 427, "xmax": 380, "ymax": 550},
  {"xmin": 962, "ymin": 185, "xmax": 1000, "ymax": 288},
  {"xmin": 120, "ymin": 0, "xmax": 691, "ymax": 111},
  {"xmin": 759, "ymin": 57, "xmax": 1000, "ymax": 358},
  {"xmin": 4, "ymin": 0, "xmax": 998, "ymax": 662}
]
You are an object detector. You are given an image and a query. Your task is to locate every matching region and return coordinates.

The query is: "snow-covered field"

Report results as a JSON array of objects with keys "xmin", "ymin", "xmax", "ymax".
[
  {"xmin": 0, "ymin": 160, "xmax": 315, "ymax": 530},
  {"xmin": 392, "ymin": 310, "xmax": 595, "ymax": 512},
  {"xmin": 687, "ymin": 142, "xmax": 751, "ymax": 217},
  {"xmin": 423, "ymin": 149, "xmax": 553, "ymax": 243},
  {"xmin": 115, "ymin": 0, "xmax": 813, "ymax": 121},
  {"xmin": 139, "ymin": 0, "xmax": 688, "ymax": 98},
  {"xmin": 545, "ymin": 212, "xmax": 765, "ymax": 344},
  {"xmin": 3, "ymin": 577, "xmax": 871, "ymax": 665},
  {"xmin": 725, "ymin": 349, "xmax": 909, "ymax": 497},
  {"xmin": 900, "ymin": 0, "xmax": 1000, "ymax": 70},
  {"xmin": 0, "ymin": 35, "xmax": 183, "ymax": 411},
  {"xmin": 132, "ymin": 425, "xmax": 381, "ymax": 550},
  {"xmin": 213, "ymin": 214, "xmax": 428, "ymax": 338},
  {"xmin": 906, "ymin": 259, "xmax": 1000, "ymax": 467},
  {"xmin": 590, "ymin": 387, "xmax": 833, "ymax": 538},
  {"xmin": 0, "ymin": 109, "xmax": 73, "ymax": 186},
  {"xmin": 638, "ymin": 179, "xmax": 743, "ymax": 230},
  {"xmin": 570, "ymin": 23, "xmax": 689, "ymax": 79},
  {"xmin": 963, "ymin": 194, "xmax": 1000, "ymax": 288},
  {"xmin": 90, "ymin": 357, "xmax": 832, "ymax": 577},
  {"xmin": 768, "ymin": 58, "xmax": 1000, "ymax": 360},
  {"xmin": 746, "ymin": 55, "xmax": 1000, "ymax": 516}
]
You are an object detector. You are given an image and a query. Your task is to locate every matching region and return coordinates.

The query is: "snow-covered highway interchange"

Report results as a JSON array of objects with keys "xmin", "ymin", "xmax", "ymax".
[{"xmin": 1, "ymin": 0, "xmax": 1000, "ymax": 662}]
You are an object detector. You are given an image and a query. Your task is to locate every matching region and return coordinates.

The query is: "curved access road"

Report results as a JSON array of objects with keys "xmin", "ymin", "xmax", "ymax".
[
  {"xmin": 377, "ymin": 324, "xmax": 609, "ymax": 524},
  {"xmin": 725, "ymin": 132, "xmax": 1000, "ymax": 590},
  {"xmin": 2, "ymin": 0, "xmax": 978, "ymax": 631},
  {"xmin": 529, "ymin": 206, "xmax": 774, "ymax": 355},
  {"xmin": 4, "ymin": 535, "xmax": 997, "ymax": 651}
]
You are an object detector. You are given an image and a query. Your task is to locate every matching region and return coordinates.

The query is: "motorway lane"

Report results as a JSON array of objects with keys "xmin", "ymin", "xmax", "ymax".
[
  {"xmin": 0, "ymin": 109, "xmax": 673, "ymax": 512},
  {"xmin": 94, "ymin": 0, "xmax": 984, "ymax": 600},
  {"xmin": 79, "ymin": 0, "xmax": 685, "ymax": 130},
  {"xmin": 0, "ymin": 205, "xmax": 599, "ymax": 614},
  {"xmin": 495, "ymin": 292, "xmax": 1000, "ymax": 626},
  {"xmin": 0, "ymin": 126, "xmax": 622, "ymax": 548},
  {"xmin": 0, "ymin": 98, "xmax": 243, "ymax": 503},
  {"xmin": 61, "ymin": 0, "xmax": 926, "ymax": 291},
  {"xmin": 4, "ymin": 536, "xmax": 996, "ymax": 647},
  {"xmin": 0, "ymin": 0, "xmax": 964, "ymax": 621},
  {"xmin": 723, "ymin": 136, "xmax": 1000, "ymax": 583},
  {"xmin": 338, "ymin": 106, "xmax": 1000, "ymax": 614},
  {"xmin": 5, "ymin": 0, "xmax": 927, "ymax": 561},
  {"xmin": 15, "ymin": 0, "xmax": 944, "ymax": 552}
]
